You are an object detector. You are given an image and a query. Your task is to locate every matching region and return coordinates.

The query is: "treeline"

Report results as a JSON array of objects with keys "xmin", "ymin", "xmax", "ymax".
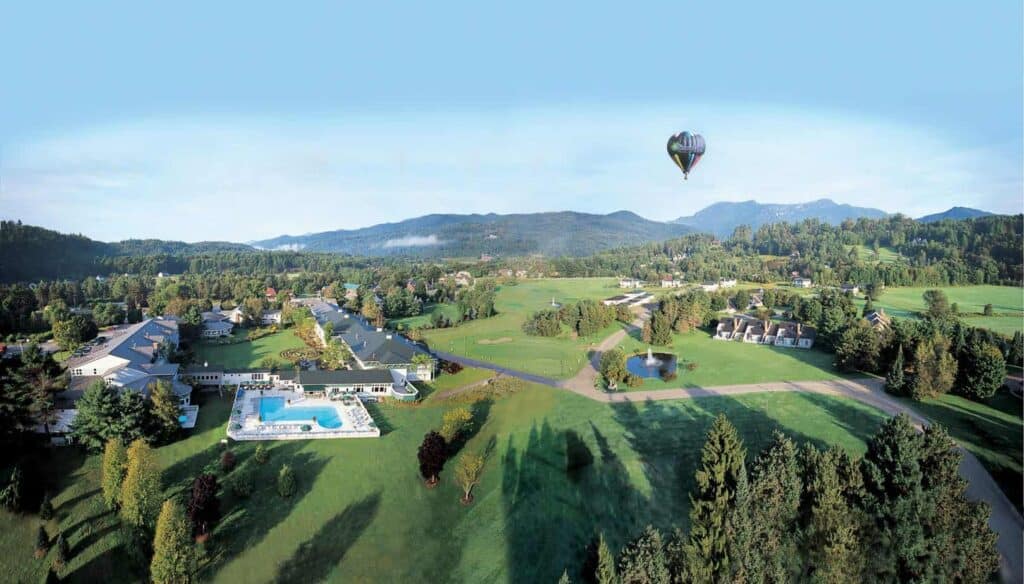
[
  {"xmin": 522, "ymin": 299, "xmax": 626, "ymax": 338},
  {"xmin": 573, "ymin": 414, "xmax": 998, "ymax": 583},
  {"xmin": 546, "ymin": 214, "xmax": 1023, "ymax": 287}
]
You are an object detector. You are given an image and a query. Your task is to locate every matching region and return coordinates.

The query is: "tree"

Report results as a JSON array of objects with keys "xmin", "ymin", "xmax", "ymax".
[
  {"xmin": 834, "ymin": 319, "xmax": 883, "ymax": 373},
  {"xmin": 440, "ymin": 407, "xmax": 473, "ymax": 444},
  {"xmin": 148, "ymin": 380, "xmax": 182, "ymax": 444},
  {"xmin": 51, "ymin": 315, "xmax": 97, "ymax": 351},
  {"xmin": 454, "ymin": 452, "xmax": 485, "ymax": 503},
  {"xmin": 186, "ymin": 474, "xmax": 220, "ymax": 537},
  {"xmin": 800, "ymin": 445, "xmax": 864, "ymax": 583},
  {"xmin": 34, "ymin": 524, "xmax": 48, "ymax": 558},
  {"xmin": 52, "ymin": 532, "xmax": 69, "ymax": 571},
  {"xmin": 686, "ymin": 414, "xmax": 746, "ymax": 582},
  {"xmin": 101, "ymin": 439, "xmax": 128, "ymax": 510},
  {"xmin": 956, "ymin": 341, "xmax": 1006, "ymax": 401},
  {"xmin": 909, "ymin": 334, "xmax": 957, "ymax": 399},
  {"xmin": 254, "ymin": 444, "xmax": 269, "ymax": 465},
  {"xmin": 113, "ymin": 390, "xmax": 149, "ymax": 445},
  {"xmin": 733, "ymin": 289, "xmax": 751, "ymax": 312},
  {"xmin": 120, "ymin": 439, "xmax": 162, "ymax": 529},
  {"xmin": 732, "ymin": 431, "xmax": 802, "ymax": 582},
  {"xmin": 70, "ymin": 381, "xmax": 124, "ymax": 451},
  {"xmin": 1008, "ymin": 331, "xmax": 1024, "ymax": 366},
  {"xmin": 864, "ymin": 281, "xmax": 884, "ymax": 301},
  {"xmin": 0, "ymin": 464, "xmax": 24, "ymax": 511},
  {"xmin": 596, "ymin": 533, "xmax": 618, "ymax": 584},
  {"xmin": 599, "ymin": 348, "xmax": 628, "ymax": 386},
  {"xmin": 650, "ymin": 311, "xmax": 673, "ymax": 346},
  {"xmin": 983, "ymin": 303, "xmax": 993, "ymax": 316},
  {"xmin": 39, "ymin": 492, "xmax": 53, "ymax": 520},
  {"xmin": 558, "ymin": 569, "xmax": 571, "ymax": 584},
  {"xmin": 220, "ymin": 450, "xmax": 237, "ymax": 472},
  {"xmin": 277, "ymin": 464, "xmax": 296, "ymax": 498},
  {"xmin": 417, "ymin": 431, "xmax": 448, "ymax": 486},
  {"xmin": 618, "ymin": 526, "xmax": 670, "ymax": 584},
  {"xmin": 922, "ymin": 289, "xmax": 950, "ymax": 319},
  {"xmin": 150, "ymin": 499, "xmax": 195, "ymax": 584},
  {"xmin": 885, "ymin": 344, "xmax": 906, "ymax": 395}
]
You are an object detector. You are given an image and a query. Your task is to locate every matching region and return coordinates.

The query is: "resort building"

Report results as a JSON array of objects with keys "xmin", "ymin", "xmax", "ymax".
[
  {"xmin": 660, "ymin": 277, "xmax": 685, "ymax": 288},
  {"xmin": 52, "ymin": 318, "xmax": 196, "ymax": 443},
  {"xmin": 792, "ymin": 277, "xmax": 813, "ymax": 288},
  {"xmin": 182, "ymin": 366, "xmax": 418, "ymax": 401},
  {"xmin": 714, "ymin": 316, "xmax": 816, "ymax": 349},
  {"xmin": 261, "ymin": 310, "xmax": 282, "ymax": 325},
  {"xmin": 619, "ymin": 278, "xmax": 645, "ymax": 289}
]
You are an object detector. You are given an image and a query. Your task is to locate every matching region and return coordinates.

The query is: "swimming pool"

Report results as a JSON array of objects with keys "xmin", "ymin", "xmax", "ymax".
[{"xmin": 258, "ymin": 397, "xmax": 343, "ymax": 429}]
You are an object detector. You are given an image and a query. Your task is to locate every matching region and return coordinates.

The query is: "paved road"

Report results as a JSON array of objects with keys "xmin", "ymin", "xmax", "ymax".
[{"xmin": 430, "ymin": 325, "xmax": 1024, "ymax": 582}]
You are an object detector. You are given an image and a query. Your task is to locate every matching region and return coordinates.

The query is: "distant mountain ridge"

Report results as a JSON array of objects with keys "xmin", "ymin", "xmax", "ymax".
[
  {"xmin": 672, "ymin": 198, "xmax": 889, "ymax": 237},
  {"xmin": 251, "ymin": 210, "xmax": 696, "ymax": 257},
  {"xmin": 917, "ymin": 207, "xmax": 994, "ymax": 223}
]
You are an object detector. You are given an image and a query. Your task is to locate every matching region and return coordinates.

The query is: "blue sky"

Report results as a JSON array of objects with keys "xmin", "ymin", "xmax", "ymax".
[{"xmin": 1, "ymin": 1, "xmax": 1021, "ymax": 242}]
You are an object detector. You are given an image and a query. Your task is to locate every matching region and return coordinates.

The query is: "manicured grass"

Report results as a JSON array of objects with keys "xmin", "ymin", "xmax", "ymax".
[
  {"xmin": 422, "ymin": 278, "xmax": 629, "ymax": 379},
  {"xmin": 418, "ymin": 366, "xmax": 496, "ymax": 401},
  {"xmin": 1, "ymin": 386, "xmax": 896, "ymax": 583},
  {"xmin": 389, "ymin": 302, "xmax": 462, "ymax": 330},
  {"xmin": 193, "ymin": 329, "xmax": 307, "ymax": 369},
  {"xmin": 614, "ymin": 329, "xmax": 846, "ymax": 389},
  {"xmin": 898, "ymin": 389, "xmax": 1022, "ymax": 511},
  {"xmin": 853, "ymin": 285, "xmax": 1024, "ymax": 336}
]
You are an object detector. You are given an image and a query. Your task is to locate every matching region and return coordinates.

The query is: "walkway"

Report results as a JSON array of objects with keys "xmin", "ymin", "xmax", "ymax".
[{"xmin": 429, "ymin": 323, "xmax": 1024, "ymax": 582}]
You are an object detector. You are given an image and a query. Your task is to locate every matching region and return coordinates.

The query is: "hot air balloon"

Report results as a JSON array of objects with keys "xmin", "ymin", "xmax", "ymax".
[{"xmin": 666, "ymin": 131, "xmax": 706, "ymax": 179}]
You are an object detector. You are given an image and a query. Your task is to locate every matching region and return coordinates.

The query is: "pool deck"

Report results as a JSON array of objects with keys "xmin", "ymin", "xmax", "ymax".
[{"xmin": 227, "ymin": 389, "xmax": 381, "ymax": 440}]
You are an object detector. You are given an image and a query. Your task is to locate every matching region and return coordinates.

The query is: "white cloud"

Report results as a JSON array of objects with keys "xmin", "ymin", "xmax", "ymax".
[
  {"xmin": 1, "ymin": 105, "xmax": 1020, "ymax": 241},
  {"xmin": 382, "ymin": 234, "xmax": 442, "ymax": 248}
]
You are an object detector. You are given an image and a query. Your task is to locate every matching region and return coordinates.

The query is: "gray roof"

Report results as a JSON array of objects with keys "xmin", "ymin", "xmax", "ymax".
[
  {"xmin": 203, "ymin": 321, "xmax": 234, "ymax": 332},
  {"xmin": 314, "ymin": 308, "xmax": 430, "ymax": 366},
  {"xmin": 66, "ymin": 318, "xmax": 179, "ymax": 372},
  {"xmin": 295, "ymin": 369, "xmax": 395, "ymax": 386}
]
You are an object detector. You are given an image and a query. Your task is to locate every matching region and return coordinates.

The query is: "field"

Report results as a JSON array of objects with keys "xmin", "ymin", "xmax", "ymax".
[
  {"xmin": 1, "ymin": 385, "xmax": 902, "ymax": 583},
  {"xmin": 614, "ymin": 329, "xmax": 846, "ymax": 389},
  {"xmin": 389, "ymin": 302, "xmax": 463, "ymax": 330},
  {"xmin": 849, "ymin": 244, "xmax": 903, "ymax": 263},
  {"xmin": 854, "ymin": 285, "xmax": 1023, "ymax": 336},
  {"xmin": 193, "ymin": 329, "xmax": 308, "ymax": 369},
  {"xmin": 422, "ymin": 278, "xmax": 628, "ymax": 379}
]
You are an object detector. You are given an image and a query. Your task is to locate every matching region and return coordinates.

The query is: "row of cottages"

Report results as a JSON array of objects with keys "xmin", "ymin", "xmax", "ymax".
[
  {"xmin": 181, "ymin": 367, "xmax": 419, "ymax": 401},
  {"xmin": 619, "ymin": 278, "xmax": 645, "ymax": 289},
  {"xmin": 699, "ymin": 278, "xmax": 739, "ymax": 293},
  {"xmin": 715, "ymin": 316, "xmax": 816, "ymax": 349},
  {"xmin": 300, "ymin": 298, "xmax": 436, "ymax": 381},
  {"xmin": 52, "ymin": 318, "xmax": 196, "ymax": 443}
]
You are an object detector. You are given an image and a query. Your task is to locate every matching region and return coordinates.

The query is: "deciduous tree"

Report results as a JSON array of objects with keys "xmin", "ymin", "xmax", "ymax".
[
  {"xmin": 417, "ymin": 431, "xmax": 448, "ymax": 486},
  {"xmin": 120, "ymin": 439, "xmax": 162, "ymax": 529},
  {"xmin": 150, "ymin": 499, "xmax": 195, "ymax": 584},
  {"xmin": 101, "ymin": 438, "xmax": 128, "ymax": 510}
]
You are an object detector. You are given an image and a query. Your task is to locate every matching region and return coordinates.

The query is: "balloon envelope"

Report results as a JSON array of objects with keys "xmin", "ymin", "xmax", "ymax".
[{"xmin": 667, "ymin": 131, "xmax": 706, "ymax": 179}]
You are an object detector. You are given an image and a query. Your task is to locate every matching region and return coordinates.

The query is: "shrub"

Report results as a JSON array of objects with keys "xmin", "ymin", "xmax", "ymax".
[
  {"xmin": 186, "ymin": 474, "xmax": 220, "ymax": 537},
  {"xmin": 440, "ymin": 407, "xmax": 473, "ymax": 443},
  {"xmin": 277, "ymin": 465, "xmax": 296, "ymax": 498},
  {"xmin": 229, "ymin": 465, "xmax": 255, "ymax": 498},
  {"xmin": 685, "ymin": 362, "xmax": 699, "ymax": 371},
  {"xmin": 625, "ymin": 373, "xmax": 644, "ymax": 388},
  {"xmin": 39, "ymin": 492, "xmax": 53, "ymax": 520},
  {"xmin": 661, "ymin": 371, "xmax": 678, "ymax": 382},
  {"xmin": 52, "ymin": 532, "xmax": 68, "ymax": 570},
  {"xmin": 254, "ymin": 444, "xmax": 269, "ymax": 465},
  {"xmin": 220, "ymin": 450, "xmax": 237, "ymax": 473},
  {"xmin": 34, "ymin": 524, "xmax": 48, "ymax": 558},
  {"xmin": 301, "ymin": 425, "xmax": 312, "ymax": 432}
]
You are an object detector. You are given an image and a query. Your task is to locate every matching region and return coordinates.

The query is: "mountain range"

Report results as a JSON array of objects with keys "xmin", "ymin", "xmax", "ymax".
[
  {"xmin": 250, "ymin": 211, "xmax": 696, "ymax": 257},
  {"xmin": 671, "ymin": 198, "xmax": 890, "ymax": 237},
  {"xmin": 917, "ymin": 206, "xmax": 993, "ymax": 223}
]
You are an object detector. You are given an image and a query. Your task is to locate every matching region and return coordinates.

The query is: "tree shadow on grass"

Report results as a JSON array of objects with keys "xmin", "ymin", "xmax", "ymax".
[
  {"xmin": 363, "ymin": 402, "xmax": 395, "ymax": 435},
  {"xmin": 272, "ymin": 491, "xmax": 382, "ymax": 583},
  {"xmin": 449, "ymin": 398, "xmax": 493, "ymax": 457},
  {"xmin": 163, "ymin": 441, "xmax": 223, "ymax": 497},
  {"xmin": 199, "ymin": 442, "xmax": 329, "ymax": 580}
]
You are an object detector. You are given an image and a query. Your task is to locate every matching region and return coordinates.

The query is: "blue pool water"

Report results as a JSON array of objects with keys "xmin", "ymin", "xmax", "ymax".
[{"xmin": 258, "ymin": 397, "xmax": 343, "ymax": 429}]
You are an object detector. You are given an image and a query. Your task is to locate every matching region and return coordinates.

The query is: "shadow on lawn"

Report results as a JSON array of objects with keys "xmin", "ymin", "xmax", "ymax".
[
  {"xmin": 200, "ymin": 441, "xmax": 329, "ymax": 580},
  {"xmin": 273, "ymin": 491, "xmax": 382, "ymax": 583}
]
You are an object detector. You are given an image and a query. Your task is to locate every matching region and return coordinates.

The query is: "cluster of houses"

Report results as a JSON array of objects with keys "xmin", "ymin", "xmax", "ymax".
[
  {"xmin": 714, "ymin": 315, "xmax": 817, "ymax": 349},
  {"xmin": 602, "ymin": 291, "xmax": 654, "ymax": 307},
  {"xmin": 200, "ymin": 303, "xmax": 282, "ymax": 337}
]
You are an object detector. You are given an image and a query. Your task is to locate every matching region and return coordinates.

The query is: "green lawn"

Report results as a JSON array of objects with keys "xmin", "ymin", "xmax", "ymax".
[
  {"xmin": 389, "ymin": 302, "xmax": 463, "ymax": 330},
  {"xmin": 853, "ymin": 285, "xmax": 1023, "ymax": 336},
  {"xmin": 0, "ymin": 386, "xmax": 899, "ymax": 583},
  {"xmin": 614, "ymin": 329, "xmax": 846, "ymax": 389},
  {"xmin": 850, "ymin": 244, "xmax": 903, "ymax": 264},
  {"xmin": 417, "ymin": 366, "xmax": 496, "ymax": 401},
  {"xmin": 192, "ymin": 329, "xmax": 307, "ymax": 369},
  {"xmin": 897, "ymin": 389, "xmax": 1023, "ymax": 511},
  {"xmin": 422, "ymin": 278, "xmax": 629, "ymax": 379}
]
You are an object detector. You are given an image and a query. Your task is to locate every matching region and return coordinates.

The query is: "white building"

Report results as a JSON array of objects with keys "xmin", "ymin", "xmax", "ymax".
[
  {"xmin": 201, "ymin": 320, "xmax": 234, "ymax": 338},
  {"xmin": 261, "ymin": 310, "xmax": 283, "ymax": 325},
  {"xmin": 792, "ymin": 277, "xmax": 813, "ymax": 288},
  {"xmin": 660, "ymin": 278, "xmax": 685, "ymax": 288},
  {"xmin": 718, "ymin": 278, "xmax": 738, "ymax": 289},
  {"xmin": 619, "ymin": 278, "xmax": 645, "ymax": 289}
]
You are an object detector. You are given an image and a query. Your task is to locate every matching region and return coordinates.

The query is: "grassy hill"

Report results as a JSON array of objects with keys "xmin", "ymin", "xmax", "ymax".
[{"xmin": 854, "ymin": 285, "xmax": 1023, "ymax": 336}]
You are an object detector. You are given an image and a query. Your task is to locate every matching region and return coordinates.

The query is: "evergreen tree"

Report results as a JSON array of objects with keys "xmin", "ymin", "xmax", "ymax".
[
  {"xmin": 52, "ymin": 532, "xmax": 68, "ymax": 571},
  {"xmin": 150, "ymin": 499, "xmax": 195, "ymax": 584},
  {"xmin": 254, "ymin": 444, "xmax": 269, "ymax": 465},
  {"xmin": 39, "ymin": 492, "xmax": 53, "ymax": 520},
  {"xmin": 113, "ymin": 390, "xmax": 148, "ymax": 444},
  {"xmin": 69, "ymin": 381, "xmax": 122, "ymax": 451},
  {"xmin": 618, "ymin": 526, "xmax": 670, "ymax": 584},
  {"xmin": 956, "ymin": 341, "xmax": 1006, "ymax": 401},
  {"xmin": 885, "ymin": 344, "xmax": 906, "ymax": 395},
  {"xmin": 34, "ymin": 524, "xmax": 48, "ymax": 558},
  {"xmin": 685, "ymin": 414, "xmax": 746, "ymax": 582},
  {"xmin": 1008, "ymin": 331, "xmax": 1023, "ymax": 366},
  {"xmin": 558, "ymin": 569, "xmax": 571, "ymax": 584},
  {"xmin": 0, "ymin": 464, "xmax": 24, "ymax": 511},
  {"xmin": 277, "ymin": 464, "xmax": 296, "ymax": 498},
  {"xmin": 101, "ymin": 439, "xmax": 128, "ymax": 510},
  {"xmin": 120, "ymin": 439, "xmax": 162, "ymax": 529},
  {"xmin": 799, "ymin": 446, "xmax": 864, "ymax": 583},
  {"xmin": 909, "ymin": 334, "xmax": 957, "ymax": 399},
  {"xmin": 595, "ymin": 533, "xmax": 618, "ymax": 584},
  {"xmin": 148, "ymin": 380, "xmax": 182, "ymax": 444}
]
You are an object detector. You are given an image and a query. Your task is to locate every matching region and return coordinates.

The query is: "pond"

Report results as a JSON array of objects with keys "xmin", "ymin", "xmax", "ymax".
[{"xmin": 626, "ymin": 351, "xmax": 678, "ymax": 379}]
